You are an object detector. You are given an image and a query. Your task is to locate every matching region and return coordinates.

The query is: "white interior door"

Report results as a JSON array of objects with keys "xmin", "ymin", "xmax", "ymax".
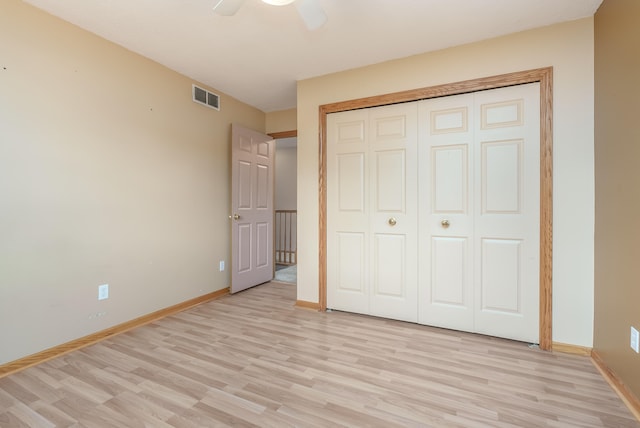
[
  {"xmin": 231, "ymin": 124, "xmax": 275, "ymax": 294},
  {"xmin": 418, "ymin": 83, "xmax": 540, "ymax": 343},
  {"xmin": 418, "ymin": 93, "xmax": 475, "ymax": 332},
  {"xmin": 327, "ymin": 104, "xmax": 418, "ymax": 321},
  {"xmin": 472, "ymin": 83, "xmax": 540, "ymax": 342},
  {"xmin": 368, "ymin": 104, "xmax": 418, "ymax": 322},
  {"xmin": 327, "ymin": 109, "xmax": 370, "ymax": 314}
]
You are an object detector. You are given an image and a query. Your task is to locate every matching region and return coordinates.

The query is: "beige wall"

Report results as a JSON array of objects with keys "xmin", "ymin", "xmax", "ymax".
[
  {"xmin": 275, "ymin": 146, "xmax": 297, "ymax": 211},
  {"xmin": 297, "ymin": 18, "xmax": 595, "ymax": 347},
  {"xmin": 594, "ymin": 0, "xmax": 640, "ymax": 397},
  {"xmin": 266, "ymin": 108, "xmax": 297, "ymax": 134},
  {"xmin": 0, "ymin": 0, "xmax": 264, "ymax": 364}
]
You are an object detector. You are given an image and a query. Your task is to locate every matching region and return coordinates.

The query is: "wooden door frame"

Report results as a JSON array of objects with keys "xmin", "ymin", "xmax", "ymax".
[
  {"xmin": 268, "ymin": 129, "xmax": 297, "ymax": 277},
  {"xmin": 318, "ymin": 67, "xmax": 553, "ymax": 350}
]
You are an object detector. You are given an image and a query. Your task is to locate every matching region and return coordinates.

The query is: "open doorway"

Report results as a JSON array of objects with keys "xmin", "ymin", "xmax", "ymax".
[{"xmin": 274, "ymin": 137, "xmax": 297, "ymax": 284}]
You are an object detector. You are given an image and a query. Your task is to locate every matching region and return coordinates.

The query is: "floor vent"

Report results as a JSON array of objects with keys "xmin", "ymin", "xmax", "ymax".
[{"xmin": 192, "ymin": 84, "xmax": 220, "ymax": 110}]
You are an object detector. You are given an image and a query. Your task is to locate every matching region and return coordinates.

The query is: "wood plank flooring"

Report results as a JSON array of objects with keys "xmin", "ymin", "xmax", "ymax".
[{"xmin": 1, "ymin": 282, "xmax": 638, "ymax": 427}]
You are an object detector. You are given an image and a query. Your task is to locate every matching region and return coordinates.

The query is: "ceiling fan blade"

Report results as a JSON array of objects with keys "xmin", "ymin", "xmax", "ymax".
[
  {"xmin": 295, "ymin": 0, "xmax": 327, "ymax": 31},
  {"xmin": 213, "ymin": 0, "xmax": 246, "ymax": 16}
]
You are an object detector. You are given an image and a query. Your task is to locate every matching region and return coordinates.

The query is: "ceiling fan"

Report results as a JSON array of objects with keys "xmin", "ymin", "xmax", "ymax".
[{"xmin": 213, "ymin": 0, "xmax": 328, "ymax": 31}]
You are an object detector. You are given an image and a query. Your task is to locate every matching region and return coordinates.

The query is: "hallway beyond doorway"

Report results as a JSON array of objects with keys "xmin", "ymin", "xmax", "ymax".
[{"xmin": 274, "ymin": 263, "xmax": 297, "ymax": 284}]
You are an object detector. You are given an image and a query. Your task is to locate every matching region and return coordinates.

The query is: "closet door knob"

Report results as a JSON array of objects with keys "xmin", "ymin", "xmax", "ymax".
[
  {"xmin": 388, "ymin": 217, "xmax": 397, "ymax": 226},
  {"xmin": 441, "ymin": 219, "xmax": 450, "ymax": 228}
]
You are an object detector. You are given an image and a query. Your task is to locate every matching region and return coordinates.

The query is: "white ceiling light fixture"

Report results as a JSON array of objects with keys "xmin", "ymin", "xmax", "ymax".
[{"xmin": 213, "ymin": 0, "xmax": 327, "ymax": 31}]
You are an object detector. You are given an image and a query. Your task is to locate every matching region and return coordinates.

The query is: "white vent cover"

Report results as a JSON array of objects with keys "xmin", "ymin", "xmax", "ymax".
[{"xmin": 192, "ymin": 84, "xmax": 220, "ymax": 110}]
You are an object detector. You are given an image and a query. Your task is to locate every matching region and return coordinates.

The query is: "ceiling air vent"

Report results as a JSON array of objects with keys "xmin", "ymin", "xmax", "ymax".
[{"xmin": 192, "ymin": 84, "xmax": 220, "ymax": 111}]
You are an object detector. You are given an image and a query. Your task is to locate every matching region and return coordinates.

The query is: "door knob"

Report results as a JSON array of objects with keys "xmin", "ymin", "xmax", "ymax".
[
  {"xmin": 229, "ymin": 213, "xmax": 240, "ymax": 220},
  {"xmin": 388, "ymin": 217, "xmax": 397, "ymax": 226},
  {"xmin": 441, "ymin": 219, "xmax": 450, "ymax": 228}
]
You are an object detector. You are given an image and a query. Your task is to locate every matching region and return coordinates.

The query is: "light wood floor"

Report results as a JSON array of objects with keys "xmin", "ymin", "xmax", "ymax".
[{"xmin": 1, "ymin": 282, "xmax": 638, "ymax": 427}]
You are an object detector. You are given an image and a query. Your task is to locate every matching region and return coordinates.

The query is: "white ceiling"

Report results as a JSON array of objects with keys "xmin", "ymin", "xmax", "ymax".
[{"xmin": 23, "ymin": 0, "xmax": 602, "ymax": 112}]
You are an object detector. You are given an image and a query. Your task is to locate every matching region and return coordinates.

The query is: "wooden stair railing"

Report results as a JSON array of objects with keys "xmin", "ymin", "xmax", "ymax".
[{"xmin": 275, "ymin": 210, "xmax": 297, "ymax": 265}]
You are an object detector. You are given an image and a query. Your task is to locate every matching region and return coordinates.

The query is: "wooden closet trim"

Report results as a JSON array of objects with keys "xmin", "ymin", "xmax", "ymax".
[
  {"xmin": 318, "ymin": 67, "xmax": 553, "ymax": 350},
  {"xmin": 268, "ymin": 130, "xmax": 297, "ymax": 139}
]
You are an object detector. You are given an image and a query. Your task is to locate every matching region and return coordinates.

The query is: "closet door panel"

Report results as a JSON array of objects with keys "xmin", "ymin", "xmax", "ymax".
[
  {"xmin": 418, "ymin": 94, "xmax": 475, "ymax": 331},
  {"xmin": 431, "ymin": 236, "xmax": 468, "ymax": 306},
  {"xmin": 473, "ymin": 83, "xmax": 540, "ymax": 343},
  {"xmin": 327, "ymin": 110, "xmax": 370, "ymax": 314},
  {"xmin": 369, "ymin": 104, "xmax": 418, "ymax": 322}
]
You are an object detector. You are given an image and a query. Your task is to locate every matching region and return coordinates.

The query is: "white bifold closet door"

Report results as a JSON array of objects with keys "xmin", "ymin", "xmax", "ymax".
[
  {"xmin": 327, "ymin": 103, "xmax": 419, "ymax": 322},
  {"xmin": 327, "ymin": 83, "xmax": 540, "ymax": 344},
  {"xmin": 418, "ymin": 84, "xmax": 540, "ymax": 343}
]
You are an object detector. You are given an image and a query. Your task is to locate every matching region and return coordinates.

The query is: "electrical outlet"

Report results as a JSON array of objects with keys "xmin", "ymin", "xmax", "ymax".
[
  {"xmin": 631, "ymin": 327, "xmax": 639, "ymax": 353},
  {"xmin": 219, "ymin": 260, "xmax": 225, "ymax": 272},
  {"xmin": 98, "ymin": 284, "xmax": 109, "ymax": 300}
]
